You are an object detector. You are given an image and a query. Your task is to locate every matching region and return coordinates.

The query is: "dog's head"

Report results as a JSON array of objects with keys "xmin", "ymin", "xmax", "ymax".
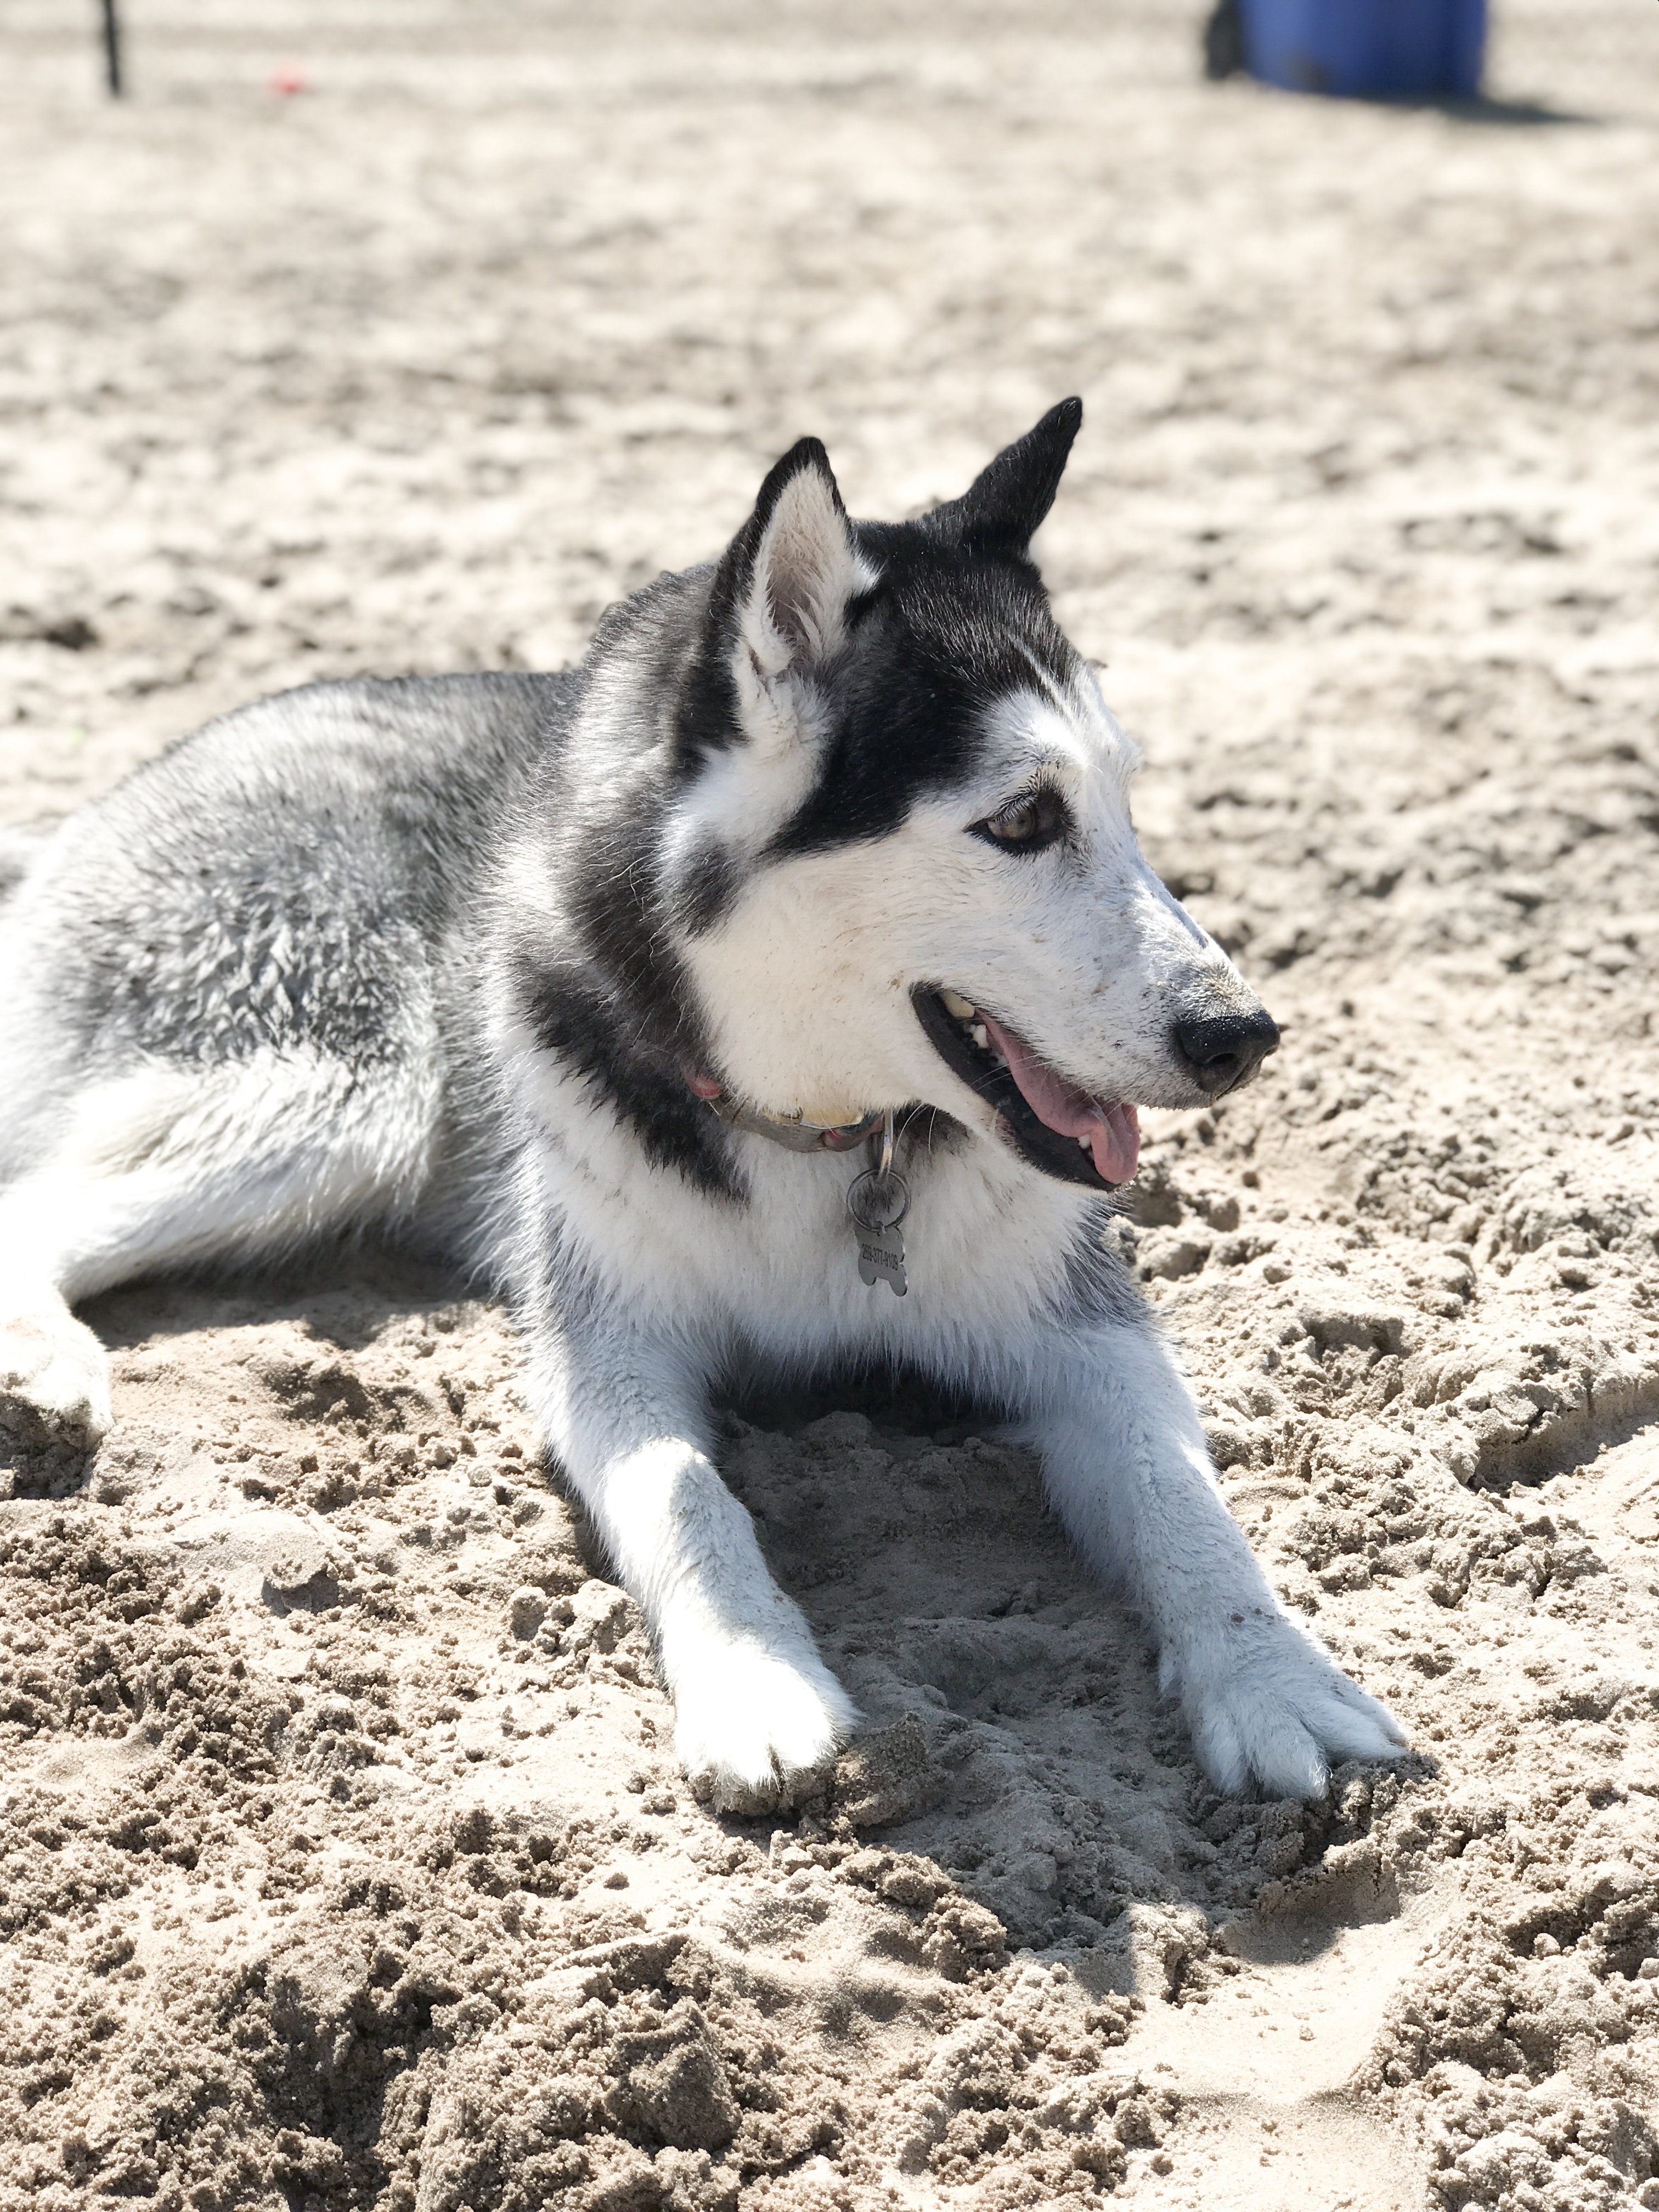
[{"xmin": 660, "ymin": 401, "xmax": 1278, "ymax": 1190}]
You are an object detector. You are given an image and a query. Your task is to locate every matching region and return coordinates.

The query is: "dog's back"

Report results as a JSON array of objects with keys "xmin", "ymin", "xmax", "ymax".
[{"xmin": 0, "ymin": 670, "xmax": 573, "ymax": 1193}]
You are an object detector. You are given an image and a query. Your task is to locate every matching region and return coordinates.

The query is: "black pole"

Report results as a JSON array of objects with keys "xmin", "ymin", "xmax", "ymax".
[
  {"xmin": 1202, "ymin": 0, "xmax": 1245, "ymax": 81},
  {"xmin": 100, "ymin": 0, "xmax": 123, "ymax": 97}
]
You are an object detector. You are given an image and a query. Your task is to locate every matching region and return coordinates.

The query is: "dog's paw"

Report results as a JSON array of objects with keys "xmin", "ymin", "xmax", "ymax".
[
  {"xmin": 1166, "ymin": 1605, "xmax": 1408, "ymax": 1801},
  {"xmin": 673, "ymin": 1641, "xmax": 859, "ymax": 1816},
  {"xmin": 0, "ymin": 1307, "xmax": 111, "ymax": 1452}
]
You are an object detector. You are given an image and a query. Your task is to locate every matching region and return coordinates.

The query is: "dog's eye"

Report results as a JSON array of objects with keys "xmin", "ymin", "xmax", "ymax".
[{"xmin": 971, "ymin": 789, "xmax": 1070, "ymax": 853}]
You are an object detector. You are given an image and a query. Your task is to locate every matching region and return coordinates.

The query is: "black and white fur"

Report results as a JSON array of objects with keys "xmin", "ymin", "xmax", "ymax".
[{"xmin": 0, "ymin": 403, "xmax": 1406, "ymax": 1808}]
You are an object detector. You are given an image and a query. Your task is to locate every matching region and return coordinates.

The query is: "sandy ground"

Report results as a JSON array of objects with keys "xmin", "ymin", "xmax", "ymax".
[{"xmin": 3, "ymin": 8, "xmax": 1659, "ymax": 2209}]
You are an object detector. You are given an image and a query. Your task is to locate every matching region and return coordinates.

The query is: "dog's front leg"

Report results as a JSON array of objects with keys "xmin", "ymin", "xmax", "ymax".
[
  {"xmin": 1021, "ymin": 1319, "xmax": 1407, "ymax": 1799},
  {"xmin": 520, "ymin": 1304, "xmax": 856, "ymax": 1813}
]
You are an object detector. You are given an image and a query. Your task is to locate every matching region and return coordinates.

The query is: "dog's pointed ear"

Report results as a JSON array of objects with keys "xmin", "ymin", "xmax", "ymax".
[
  {"xmin": 676, "ymin": 438, "xmax": 872, "ymax": 767},
  {"xmin": 726, "ymin": 437, "xmax": 866, "ymax": 681},
  {"xmin": 928, "ymin": 397, "xmax": 1083, "ymax": 556}
]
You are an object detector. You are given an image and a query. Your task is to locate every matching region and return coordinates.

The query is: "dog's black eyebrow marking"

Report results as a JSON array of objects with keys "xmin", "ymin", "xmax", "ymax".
[{"xmin": 761, "ymin": 538, "xmax": 1082, "ymax": 862}]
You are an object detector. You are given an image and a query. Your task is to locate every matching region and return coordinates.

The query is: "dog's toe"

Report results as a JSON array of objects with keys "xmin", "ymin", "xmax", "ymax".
[
  {"xmin": 1178, "ymin": 1615, "xmax": 1408, "ymax": 1802},
  {"xmin": 674, "ymin": 1644, "xmax": 857, "ymax": 1815},
  {"xmin": 0, "ymin": 1311, "xmax": 111, "ymax": 1452}
]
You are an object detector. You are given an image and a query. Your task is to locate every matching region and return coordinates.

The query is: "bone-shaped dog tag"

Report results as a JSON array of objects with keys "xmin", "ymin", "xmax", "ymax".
[{"xmin": 855, "ymin": 1217, "xmax": 907, "ymax": 1297}]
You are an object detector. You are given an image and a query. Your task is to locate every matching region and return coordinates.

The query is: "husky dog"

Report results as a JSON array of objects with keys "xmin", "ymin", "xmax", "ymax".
[{"xmin": 0, "ymin": 402, "xmax": 1405, "ymax": 1808}]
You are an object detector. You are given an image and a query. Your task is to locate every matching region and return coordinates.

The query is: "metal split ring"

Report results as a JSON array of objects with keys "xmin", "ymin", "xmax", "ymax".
[
  {"xmin": 845, "ymin": 1165, "xmax": 911, "ymax": 1233},
  {"xmin": 846, "ymin": 1108, "xmax": 910, "ymax": 1231}
]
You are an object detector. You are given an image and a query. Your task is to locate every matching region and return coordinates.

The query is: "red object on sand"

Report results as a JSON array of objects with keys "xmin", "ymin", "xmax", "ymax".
[{"xmin": 270, "ymin": 67, "xmax": 307, "ymax": 97}]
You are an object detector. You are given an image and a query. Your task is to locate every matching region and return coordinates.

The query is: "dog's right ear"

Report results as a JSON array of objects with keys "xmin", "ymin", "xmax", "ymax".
[{"xmin": 679, "ymin": 440, "xmax": 872, "ymax": 766}]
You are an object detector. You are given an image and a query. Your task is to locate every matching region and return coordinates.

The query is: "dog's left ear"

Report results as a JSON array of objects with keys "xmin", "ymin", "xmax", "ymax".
[
  {"xmin": 928, "ymin": 397, "xmax": 1083, "ymax": 557},
  {"xmin": 727, "ymin": 437, "xmax": 867, "ymax": 683}
]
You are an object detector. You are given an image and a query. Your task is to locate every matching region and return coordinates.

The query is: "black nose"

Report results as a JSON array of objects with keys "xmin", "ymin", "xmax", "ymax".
[{"xmin": 1173, "ymin": 1007, "xmax": 1280, "ymax": 1094}]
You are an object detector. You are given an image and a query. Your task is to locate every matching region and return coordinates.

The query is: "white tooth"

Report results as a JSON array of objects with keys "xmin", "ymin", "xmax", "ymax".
[
  {"xmin": 1079, "ymin": 1134, "xmax": 1091, "ymax": 1149},
  {"xmin": 941, "ymin": 989, "xmax": 975, "ymax": 1021},
  {"xmin": 969, "ymin": 1023, "xmax": 989, "ymax": 1051}
]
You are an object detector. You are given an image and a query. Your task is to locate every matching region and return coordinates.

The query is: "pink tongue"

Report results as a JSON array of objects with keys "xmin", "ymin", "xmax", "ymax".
[{"xmin": 978, "ymin": 1011, "xmax": 1141, "ymax": 1184}]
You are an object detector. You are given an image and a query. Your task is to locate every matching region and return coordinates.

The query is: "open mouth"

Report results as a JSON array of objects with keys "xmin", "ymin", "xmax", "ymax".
[{"xmin": 911, "ymin": 986, "xmax": 1141, "ymax": 1190}]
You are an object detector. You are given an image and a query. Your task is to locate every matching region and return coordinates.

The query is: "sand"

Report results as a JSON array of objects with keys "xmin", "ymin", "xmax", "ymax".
[{"xmin": 2, "ymin": 7, "xmax": 1658, "ymax": 2208}]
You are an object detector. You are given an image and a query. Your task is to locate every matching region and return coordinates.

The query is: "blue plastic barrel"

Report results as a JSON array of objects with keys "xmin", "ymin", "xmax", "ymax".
[{"xmin": 1241, "ymin": 0, "xmax": 1486, "ymax": 100}]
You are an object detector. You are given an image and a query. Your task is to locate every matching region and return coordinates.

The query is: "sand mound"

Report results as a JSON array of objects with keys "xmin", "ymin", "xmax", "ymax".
[{"xmin": 2, "ymin": 8, "xmax": 1657, "ymax": 2206}]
